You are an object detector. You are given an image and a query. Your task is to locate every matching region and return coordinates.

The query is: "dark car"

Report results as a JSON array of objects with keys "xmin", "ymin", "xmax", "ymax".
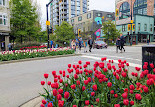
[{"xmin": 94, "ymin": 41, "xmax": 107, "ymax": 49}]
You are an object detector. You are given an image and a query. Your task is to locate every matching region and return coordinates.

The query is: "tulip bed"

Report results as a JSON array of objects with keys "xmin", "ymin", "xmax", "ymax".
[
  {"xmin": 0, "ymin": 48, "xmax": 74, "ymax": 61},
  {"xmin": 40, "ymin": 58, "xmax": 155, "ymax": 107}
]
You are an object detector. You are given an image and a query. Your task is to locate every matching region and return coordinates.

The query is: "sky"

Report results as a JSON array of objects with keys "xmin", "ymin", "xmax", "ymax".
[{"xmin": 37, "ymin": 0, "xmax": 115, "ymax": 30}]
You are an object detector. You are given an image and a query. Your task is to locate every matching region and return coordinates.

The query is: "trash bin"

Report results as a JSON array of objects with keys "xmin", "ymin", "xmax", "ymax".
[{"xmin": 142, "ymin": 45, "xmax": 155, "ymax": 72}]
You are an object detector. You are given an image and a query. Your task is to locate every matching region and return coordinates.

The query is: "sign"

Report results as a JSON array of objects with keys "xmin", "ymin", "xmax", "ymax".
[
  {"xmin": 46, "ymin": 21, "xmax": 50, "ymax": 25},
  {"xmin": 131, "ymin": 20, "xmax": 133, "ymax": 23},
  {"xmin": 128, "ymin": 24, "xmax": 131, "ymax": 31},
  {"xmin": 102, "ymin": 16, "xmax": 104, "ymax": 19},
  {"xmin": 115, "ymin": 9, "xmax": 119, "ymax": 17}
]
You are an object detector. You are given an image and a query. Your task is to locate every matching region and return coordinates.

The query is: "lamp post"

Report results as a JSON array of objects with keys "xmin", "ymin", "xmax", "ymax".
[{"xmin": 46, "ymin": 0, "xmax": 53, "ymax": 48}]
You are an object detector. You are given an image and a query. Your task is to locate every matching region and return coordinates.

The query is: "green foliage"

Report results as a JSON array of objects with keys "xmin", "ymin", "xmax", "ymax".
[
  {"xmin": 10, "ymin": 0, "xmax": 41, "ymax": 43},
  {"xmin": 54, "ymin": 21, "xmax": 75, "ymax": 46},
  {"xmin": 102, "ymin": 20, "xmax": 120, "ymax": 41},
  {"xmin": 0, "ymin": 50, "xmax": 75, "ymax": 61}
]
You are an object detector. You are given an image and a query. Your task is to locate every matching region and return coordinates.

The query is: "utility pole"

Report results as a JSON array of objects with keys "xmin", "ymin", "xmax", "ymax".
[
  {"xmin": 130, "ymin": 0, "xmax": 133, "ymax": 46},
  {"xmin": 46, "ymin": 0, "xmax": 53, "ymax": 48}
]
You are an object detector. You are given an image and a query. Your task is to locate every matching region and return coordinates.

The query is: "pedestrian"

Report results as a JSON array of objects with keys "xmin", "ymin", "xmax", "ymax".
[
  {"xmin": 51, "ymin": 40, "xmax": 53, "ymax": 48},
  {"xmin": 147, "ymin": 38, "xmax": 149, "ymax": 45},
  {"xmin": 8, "ymin": 43, "xmax": 12, "ymax": 51},
  {"xmin": 1, "ymin": 42, "xmax": 5, "ymax": 51},
  {"xmin": 75, "ymin": 39, "xmax": 79, "ymax": 52},
  {"xmin": 120, "ymin": 36, "xmax": 125, "ymax": 52},
  {"xmin": 116, "ymin": 37, "xmax": 121, "ymax": 53},
  {"xmin": 71, "ymin": 39, "xmax": 76, "ymax": 50},
  {"xmin": 88, "ymin": 37, "xmax": 93, "ymax": 52},
  {"xmin": 83, "ymin": 39, "xmax": 88, "ymax": 53},
  {"xmin": 78, "ymin": 38, "xmax": 82, "ymax": 52}
]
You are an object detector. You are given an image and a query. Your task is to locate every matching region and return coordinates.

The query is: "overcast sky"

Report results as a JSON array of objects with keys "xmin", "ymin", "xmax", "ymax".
[{"xmin": 37, "ymin": 0, "xmax": 115, "ymax": 30}]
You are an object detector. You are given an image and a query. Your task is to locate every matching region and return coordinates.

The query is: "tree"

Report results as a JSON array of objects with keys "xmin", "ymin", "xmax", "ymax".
[
  {"xmin": 102, "ymin": 20, "xmax": 120, "ymax": 45},
  {"xmin": 54, "ymin": 21, "xmax": 75, "ymax": 46},
  {"xmin": 10, "ymin": 0, "xmax": 41, "ymax": 43}
]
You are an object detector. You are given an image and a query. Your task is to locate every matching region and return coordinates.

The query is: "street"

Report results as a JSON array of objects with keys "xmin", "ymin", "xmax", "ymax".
[{"xmin": 0, "ymin": 46, "xmax": 142, "ymax": 107}]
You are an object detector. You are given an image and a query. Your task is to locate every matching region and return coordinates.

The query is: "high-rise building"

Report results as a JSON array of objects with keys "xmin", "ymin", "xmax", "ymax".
[
  {"xmin": 0, "ymin": 0, "xmax": 10, "ymax": 51},
  {"xmin": 50, "ymin": 0, "xmax": 89, "ymax": 30}
]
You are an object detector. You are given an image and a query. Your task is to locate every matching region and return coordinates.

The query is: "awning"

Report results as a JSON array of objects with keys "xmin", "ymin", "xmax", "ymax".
[{"xmin": 138, "ymin": 32, "xmax": 152, "ymax": 35}]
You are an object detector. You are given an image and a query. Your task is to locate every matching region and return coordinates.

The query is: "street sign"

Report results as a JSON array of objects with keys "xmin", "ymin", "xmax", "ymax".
[
  {"xmin": 46, "ymin": 21, "xmax": 50, "ymax": 25},
  {"xmin": 102, "ymin": 16, "xmax": 104, "ymax": 19}
]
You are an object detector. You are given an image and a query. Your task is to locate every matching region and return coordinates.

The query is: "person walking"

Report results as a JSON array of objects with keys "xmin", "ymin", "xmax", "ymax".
[
  {"xmin": 51, "ymin": 40, "xmax": 53, "ymax": 48},
  {"xmin": 88, "ymin": 37, "xmax": 93, "ymax": 52},
  {"xmin": 78, "ymin": 38, "xmax": 82, "ymax": 52},
  {"xmin": 116, "ymin": 37, "xmax": 121, "ymax": 53},
  {"xmin": 8, "ymin": 43, "xmax": 12, "ymax": 51},
  {"xmin": 75, "ymin": 39, "xmax": 79, "ymax": 52},
  {"xmin": 71, "ymin": 39, "xmax": 76, "ymax": 50},
  {"xmin": 83, "ymin": 39, "xmax": 88, "ymax": 53},
  {"xmin": 120, "ymin": 36, "xmax": 125, "ymax": 52},
  {"xmin": 147, "ymin": 38, "xmax": 149, "ymax": 45}
]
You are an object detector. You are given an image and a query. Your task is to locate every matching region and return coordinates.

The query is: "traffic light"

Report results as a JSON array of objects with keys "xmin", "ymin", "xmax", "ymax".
[
  {"xmin": 132, "ymin": 24, "xmax": 135, "ymax": 31},
  {"xmin": 49, "ymin": 28, "xmax": 53, "ymax": 34},
  {"xmin": 116, "ymin": 9, "xmax": 119, "ymax": 17},
  {"xmin": 78, "ymin": 29, "xmax": 81, "ymax": 37},
  {"xmin": 128, "ymin": 24, "xmax": 131, "ymax": 31}
]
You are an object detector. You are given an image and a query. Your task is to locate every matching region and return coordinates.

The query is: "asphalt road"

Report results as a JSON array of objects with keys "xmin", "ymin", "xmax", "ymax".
[{"xmin": 0, "ymin": 46, "xmax": 142, "ymax": 107}]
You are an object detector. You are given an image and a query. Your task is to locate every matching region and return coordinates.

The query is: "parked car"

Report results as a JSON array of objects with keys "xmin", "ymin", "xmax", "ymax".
[{"xmin": 94, "ymin": 41, "xmax": 107, "ymax": 49}]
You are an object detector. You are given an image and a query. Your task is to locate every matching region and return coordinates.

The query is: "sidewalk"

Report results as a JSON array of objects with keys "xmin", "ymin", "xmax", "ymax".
[{"xmin": 131, "ymin": 42, "xmax": 155, "ymax": 47}]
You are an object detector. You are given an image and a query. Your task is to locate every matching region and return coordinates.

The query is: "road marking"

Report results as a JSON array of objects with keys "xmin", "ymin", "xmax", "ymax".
[
  {"xmin": 81, "ymin": 53, "xmax": 142, "ymax": 61},
  {"xmin": 81, "ymin": 55, "xmax": 141, "ymax": 68}
]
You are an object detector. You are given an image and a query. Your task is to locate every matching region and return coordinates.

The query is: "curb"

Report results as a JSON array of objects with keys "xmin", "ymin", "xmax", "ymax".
[{"xmin": 0, "ymin": 54, "xmax": 81, "ymax": 65}]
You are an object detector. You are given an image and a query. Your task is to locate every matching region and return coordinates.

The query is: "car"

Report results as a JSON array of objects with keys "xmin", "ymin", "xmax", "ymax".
[{"xmin": 94, "ymin": 41, "xmax": 107, "ymax": 49}]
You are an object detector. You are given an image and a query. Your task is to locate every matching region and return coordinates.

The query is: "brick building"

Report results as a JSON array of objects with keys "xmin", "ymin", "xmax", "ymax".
[{"xmin": 116, "ymin": 0, "xmax": 155, "ymax": 45}]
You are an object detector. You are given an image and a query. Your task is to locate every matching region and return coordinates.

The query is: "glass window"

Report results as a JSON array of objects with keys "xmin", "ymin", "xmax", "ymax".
[
  {"xmin": 107, "ymin": 14, "xmax": 112, "ymax": 18},
  {"xmin": 87, "ymin": 13, "xmax": 91, "ymax": 19},
  {"xmin": 0, "ymin": 0, "xmax": 2, "ymax": 5},
  {"xmin": 150, "ymin": 24, "xmax": 152, "ymax": 31},
  {"xmin": 96, "ymin": 13, "xmax": 102, "ymax": 17},
  {"xmin": 133, "ymin": 0, "xmax": 147, "ymax": 15},
  {"xmin": 3, "ymin": 15, "xmax": 7, "ymax": 25},
  {"xmin": 119, "ymin": 2, "xmax": 130, "ymax": 19},
  {"xmin": 71, "ymin": 19, "xmax": 74, "ymax": 23},
  {"xmin": 0, "ymin": 15, "xmax": 2, "ymax": 24},
  {"xmin": 122, "ymin": 25, "xmax": 126, "ymax": 32},
  {"xmin": 138, "ymin": 23, "xmax": 141, "ymax": 31},
  {"xmin": 144, "ymin": 24, "xmax": 147, "ymax": 31},
  {"xmin": 78, "ymin": 16, "xmax": 82, "ymax": 21}
]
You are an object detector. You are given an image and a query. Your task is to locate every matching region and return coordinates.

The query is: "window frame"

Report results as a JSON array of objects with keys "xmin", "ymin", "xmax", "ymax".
[
  {"xmin": 78, "ymin": 16, "xmax": 82, "ymax": 21},
  {"xmin": 138, "ymin": 23, "xmax": 141, "ymax": 31},
  {"xmin": 0, "ymin": 0, "xmax": 6, "ymax": 6},
  {"xmin": 0, "ymin": 13, "xmax": 7, "ymax": 26},
  {"xmin": 150, "ymin": 24, "xmax": 152, "ymax": 32},
  {"xmin": 87, "ymin": 13, "xmax": 91, "ymax": 19},
  {"xmin": 144, "ymin": 24, "xmax": 147, "ymax": 31}
]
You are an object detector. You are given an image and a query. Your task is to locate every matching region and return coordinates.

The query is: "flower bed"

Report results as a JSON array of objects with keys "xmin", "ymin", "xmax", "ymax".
[
  {"xmin": 0, "ymin": 48, "xmax": 74, "ymax": 61},
  {"xmin": 40, "ymin": 58, "xmax": 155, "ymax": 107},
  {"xmin": 20, "ymin": 45, "xmax": 47, "ymax": 50}
]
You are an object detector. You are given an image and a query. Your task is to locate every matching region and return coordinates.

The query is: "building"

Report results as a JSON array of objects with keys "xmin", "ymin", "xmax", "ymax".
[
  {"xmin": 0, "ymin": 0, "xmax": 10, "ymax": 51},
  {"xmin": 70, "ymin": 10, "xmax": 115, "ymax": 39},
  {"xmin": 116, "ymin": 0, "xmax": 155, "ymax": 45},
  {"xmin": 50, "ymin": 0, "xmax": 89, "ymax": 30}
]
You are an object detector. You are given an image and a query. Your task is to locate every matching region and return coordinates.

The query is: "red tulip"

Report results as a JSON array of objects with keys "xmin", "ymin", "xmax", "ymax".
[
  {"xmin": 129, "ymin": 90, "xmax": 133, "ymax": 94},
  {"xmin": 135, "ymin": 94, "xmax": 142, "ymax": 100},
  {"xmin": 123, "ymin": 99, "xmax": 129, "ymax": 105},
  {"xmin": 135, "ymin": 67, "xmax": 141, "ymax": 71},
  {"xmin": 68, "ymin": 64, "xmax": 71, "ymax": 68},
  {"xmin": 124, "ymin": 88, "xmax": 128, "ymax": 92},
  {"xmin": 86, "ymin": 61, "xmax": 90, "ymax": 65},
  {"xmin": 52, "ymin": 71, "xmax": 56, "ymax": 75},
  {"xmin": 58, "ymin": 100, "xmax": 64, "ymax": 107},
  {"xmin": 110, "ymin": 90, "xmax": 114, "ymax": 94},
  {"xmin": 76, "ymin": 80, "xmax": 80, "ymax": 85},
  {"xmin": 134, "ymin": 73, "xmax": 138, "ymax": 77},
  {"xmin": 73, "ymin": 105, "xmax": 77, "ymax": 107},
  {"xmin": 47, "ymin": 81, "xmax": 51, "ymax": 85},
  {"xmin": 57, "ymin": 94, "xmax": 62, "ymax": 100},
  {"xmin": 116, "ymin": 75, "xmax": 119, "ymax": 80},
  {"xmin": 47, "ymin": 102, "xmax": 53, "ymax": 107},
  {"xmin": 103, "ymin": 68, "xmax": 107, "ymax": 72},
  {"xmin": 66, "ymin": 75, "xmax": 69, "ymax": 78},
  {"xmin": 74, "ymin": 74, "xmax": 78, "ymax": 79},
  {"xmin": 114, "ymin": 104, "xmax": 120, "ymax": 107},
  {"xmin": 71, "ymin": 84, "xmax": 76, "ymax": 89},
  {"xmin": 91, "ymin": 92, "xmax": 95, "ymax": 96},
  {"xmin": 88, "ymin": 70, "xmax": 93, "ymax": 74},
  {"xmin": 82, "ymin": 86, "xmax": 86, "ymax": 91},
  {"xmin": 41, "ymin": 81, "xmax": 45, "ymax": 85},
  {"xmin": 126, "ymin": 63, "xmax": 129, "ymax": 66},
  {"xmin": 84, "ymin": 80, "xmax": 89, "ymax": 85},
  {"xmin": 96, "ymin": 98, "xmax": 99, "ymax": 102},
  {"xmin": 143, "ymin": 65, "xmax": 148, "ymax": 70},
  {"xmin": 92, "ymin": 85, "xmax": 97, "ymax": 91},
  {"xmin": 40, "ymin": 104, "xmax": 45, "ymax": 107},
  {"xmin": 122, "ymin": 92, "xmax": 128, "ymax": 99},
  {"xmin": 57, "ymin": 75, "xmax": 61, "ymax": 79},
  {"xmin": 42, "ymin": 99, "xmax": 47, "ymax": 104},
  {"xmin": 78, "ymin": 60, "xmax": 82, "ymax": 64},
  {"xmin": 144, "ymin": 62, "xmax": 148, "ymax": 66},
  {"xmin": 107, "ymin": 82, "xmax": 112, "ymax": 87},
  {"xmin": 130, "ymin": 101, "xmax": 134, "ymax": 105},
  {"xmin": 113, "ymin": 72, "xmax": 116, "ymax": 76},
  {"xmin": 85, "ymin": 100, "xmax": 89, "ymax": 105},
  {"xmin": 64, "ymin": 92, "xmax": 70, "ymax": 99},
  {"xmin": 143, "ymin": 86, "xmax": 149, "ymax": 93},
  {"xmin": 83, "ymin": 64, "xmax": 87, "ymax": 68},
  {"xmin": 57, "ymin": 88, "xmax": 63, "ymax": 94},
  {"xmin": 150, "ymin": 63, "xmax": 154, "ymax": 68},
  {"xmin": 114, "ymin": 94, "xmax": 118, "ymax": 98},
  {"xmin": 53, "ymin": 89, "xmax": 57, "ymax": 96},
  {"xmin": 129, "ymin": 85, "xmax": 135, "ymax": 90},
  {"xmin": 88, "ymin": 77, "xmax": 91, "ymax": 82},
  {"xmin": 44, "ymin": 73, "xmax": 49, "ymax": 78}
]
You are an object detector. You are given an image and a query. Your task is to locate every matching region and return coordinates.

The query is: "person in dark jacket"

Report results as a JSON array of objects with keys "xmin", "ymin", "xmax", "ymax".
[
  {"xmin": 120, "ymin": 36, "xmax": 125, "ymax": 52},
  {"xmin": 88, "ymin": 37, "xmax": 93, "ymax": 52},
  {"xmin": 116, "ymin": 37, "xmax": 121, "ymax": 53}
]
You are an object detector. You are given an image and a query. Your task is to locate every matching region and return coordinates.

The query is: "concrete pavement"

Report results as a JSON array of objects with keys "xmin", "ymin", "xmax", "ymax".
[{"xmin": 0, "ymin": 46, "xmax": 142, "ymax": 107}]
